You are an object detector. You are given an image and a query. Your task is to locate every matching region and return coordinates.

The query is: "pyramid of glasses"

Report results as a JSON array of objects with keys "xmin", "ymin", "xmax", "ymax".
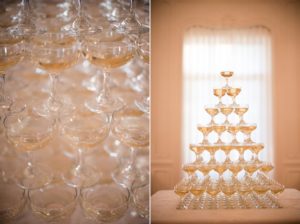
[{"xmin": 174, "ymin": 71, "xmax": 284, "ymax": 210}]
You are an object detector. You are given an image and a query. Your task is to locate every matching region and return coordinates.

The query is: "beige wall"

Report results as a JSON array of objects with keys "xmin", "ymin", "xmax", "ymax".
[{"xmin": 151, "ymin": 0, "xmax": 300, "ymax": 194}]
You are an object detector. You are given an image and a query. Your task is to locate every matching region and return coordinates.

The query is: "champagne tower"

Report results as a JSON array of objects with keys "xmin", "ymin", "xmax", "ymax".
[{"xmin": 174, "ymin": 71, "xmax": 284, "ymax": 210}]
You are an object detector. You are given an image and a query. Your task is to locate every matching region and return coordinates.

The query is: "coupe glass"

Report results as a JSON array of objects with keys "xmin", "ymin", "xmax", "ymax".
[
  {"xmin": 220, "ymin": 106, "xmax": 233, "ymax": 125},
  {"xmin": 234, "ymin": 105, "xmax": 248, "ymax": 125},
  {"xmin": 182, "ymin": 163, "xmax": 197, "ymax": 180},
  {"xmin": 61, "ymin": 111, "xmax": 110, "ymax": 188},
  {"xmin": 251, "ymin": 144, "xmax": 264, "ymax": 162},
  {"xmin": 174, "ymin": 181, "xmax": 191, "ymax": 209},
  {"xmin": 190, "ymin": 180, "xmax": 206, "ymax": 209},
  {"xmin": 240, "ymin": 124, "xmax": 257, "ymax": 144},
  {"xmin": 111, "ymin": 106, "xmax": 149, "ymax": 188},
  {"xmin": 213, "ymin": 88, "xmax": 226, "ymax": 107},
  {"xmin": 227, "ymin": 87, "xmax": 241, "ymax": 107},
  {"xmin": 83, "ymin": 29, "xmax": 134, "ymax": 115},
  {"xmin": 189, "ymin": 144, "xmax": 205, "ymax": 164},
  {"xmin": 0, "ymin": 30, "xmax": 24, "ymax": 110},
  {"xmin": 80, "ymin": 184, "xmax": 130, "ymax": 223},
  {"xmin": 197, "ymin": 125, "xmax": 213, "ymax": 144},
  {"xmin": 259, "ymin": 162, "xmax": 274, "ymax": 174},
  {"xmin": 212, "ymin": 124, "xmax": 226, "ymax": 144},
  {"xmin": 206, "ymin": 180, "xmax": 221, "ymax": 209},
  {"xmin": 0, "ymin": 182, "xmax": 26, "ymax": 222},
  {"xmin": 204, "ymin": 105, "xmax": 218, "ymax": 125},
  {"xmin": 228, "ymin": 125, "xmax": 240, "ymax": 144},
  {"xmin": 220, "ymin": 71, "xmax": 233, "ymax": 89},
  {"xmin": 132, "ymin": 183, "xmax": 149, "ymax": 219},
  {"xmin": 29, "ymin": 183, "xmax": 77, "ymax": 223},
  {"xmin": 31, "ymin": 32, "xmax": 79, "ymax": 118},
  {"xmin": 4, "ymin": 111, "xmax": 54, "ymax": 189}
]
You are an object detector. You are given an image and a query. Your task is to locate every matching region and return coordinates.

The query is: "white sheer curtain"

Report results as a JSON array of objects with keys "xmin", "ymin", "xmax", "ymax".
[{"xmin": 182, "ymin": 26, "xmax": 273, "ymax": 166}]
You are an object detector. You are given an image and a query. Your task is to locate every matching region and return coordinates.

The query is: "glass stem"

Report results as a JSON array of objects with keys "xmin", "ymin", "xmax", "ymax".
[
  {"xmin": 25, "ymin": 151, "xmax": 34, "ymax": 176},
  {"xmin": 125, "ymin": 147, "xmax": 136, "ymax": 172},
  {"xmin": 0, "ymin": 73, "xmax": 5, "ymax": 102},
  {"xmin": 96, "ymin": 70, "xmax": 111, "ymax": 103},
  {"xmin": 195, "ymin": 153, "xmax": 202, "ymax": 163},
  {"xmin": 75, "ymin": 148, "xmax": 84, "ymax": 174},
  {"xmin": 49, "ymin": 73, "xmax": 59, "ymax": 103}
]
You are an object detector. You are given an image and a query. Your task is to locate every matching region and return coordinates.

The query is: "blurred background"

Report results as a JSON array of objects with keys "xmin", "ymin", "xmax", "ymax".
[{"xmin": 151, "ymin": 0, "xmax": 300, "ymax": 194}]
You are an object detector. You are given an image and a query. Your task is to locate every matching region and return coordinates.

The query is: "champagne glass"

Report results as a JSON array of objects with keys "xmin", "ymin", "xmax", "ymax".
[
  {"xmin": 29, "ymin": 183, "xmax": 77, "ymax": 223},
  {"xmin": 220, "ymin": 106, "xmax": 233, "ymax": 125},
  {"xmin": 228, "ymin": 162, "xmax": 243, "ymax": 176},
  {"xmin": 227, "ymin": 87, "xmax": 241, "ymax": 107},
  {"xmin": 174, "ymin": 181, "xmax": 191, "ymax": 209},
  {"xmin": 221, "ymin": 181, "xmax": 237, "ymax": 209},
  {"xmin": 228, "ymin": 125, "xmax": 240, "ymax": 144},
  {"xmin": 4, "ymin": 111, "xmax": 54, "ymax": 189},
  {"xmin": 213, "ymin": 88, "xmax": 226, "ymax": 107},
  {"xmin": 259, "ymin": 162, "xmax": 274, "ymax": 174},
  {"xmin": 190, "ymin": 180, "xmax": 206, "ymax": 209},
  {"xmin": 83, "ymin": 29, "xmax": 134, "ymax": 115},
  {"xmin": 0, "ymin": 182, "xmax": 26, "ymax": 222},
  {"xmin": 240, "ymin": 124, "xmax": 257, "ymax": 144},
  {"xmin": 61, "ymin": 111, "xmax": 110, "ymax": 188},
  {"xmin": 197, "ymin": 125, "xmax": 213, "ymax": 144},
  {"xmin": 206, "ymin": 180, "xmax": 221, "ymax": 209},
  {"xmin": 220, "ymin": 71, "xmax": 233, "ymax": 89},
  {"xmin": 215, "ymin": 163, "xmax": 228, "ymax": 181},
  {"xmin": 251, "ymin": 143, "xmax": 264, "ymax": 162},
  {"xmin": 244, "ymin": 162, "xmax": 259, "ymax": 177},
  {"xmin": 234, "ymin": 105, "xmax": 248, "ymax": 125},
  {"xmin": 132, "ymin": 183, "xmax": 149, "ymax": 219},
  {"xmin": 81, "ymin": 184, "xmax": 130, "ymax": 223},
  {"xmin": 111, "ymin": 106, "xmax": 149, "ymax": 188},
  {"xmin": 0, "ymin": 30, "xmax": 24, "ymax": 110},
  {"xmin": 197, "ymin": 163, "xmax": 213, "ymax": 180},
  {"xmin": 205, "ymin": 105, "xmax": 218, "ymax": 125},
  {"xmin": 189, "ymin": 144, "xmax": 205, "ymax": 164},
  {"xmin": 237, "ymin": 145, "xmax": 245, "ymax": 163},
  {"xmin": 221, "ymin": 144, "xmax": 233, "ymax": 163},
  {"xmin": 31, "ymin": 32, "xmax": 79, "ymax": 118},
  {"xmin": 183, "ymin": 163, "xmax": 197, "ymax": 180},
  {"xmin": 213, "ymin": 124, "xmax": 226, "ymax": 144}
]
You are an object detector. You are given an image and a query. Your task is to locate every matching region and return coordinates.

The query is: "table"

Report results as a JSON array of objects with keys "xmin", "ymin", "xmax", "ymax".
[{"xmin": 151, "ymin": 189, "xmax": 300, "ymax": 224}]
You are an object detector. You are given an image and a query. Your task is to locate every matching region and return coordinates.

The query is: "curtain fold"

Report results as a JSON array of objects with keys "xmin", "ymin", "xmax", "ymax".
[{"xmin": 182, "ymin": 26, "xmax": 273, "ymax": 166}]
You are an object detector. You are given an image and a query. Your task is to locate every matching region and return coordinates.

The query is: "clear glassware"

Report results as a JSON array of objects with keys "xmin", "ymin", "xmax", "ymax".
[
  {"xmin": 4, "ymin": 111, "xmax": 54, "ymax": 189},
  {"xmin": 174, "ymin": 181, "xmax": 191, "ymax": 209},
  {"xmin": 212, "ymin": 124, "xmax": 226, "ymax": 144},
  {"xmin": 206, "ymin": 180, "xmax": 221, "ymax": 209},
  {"xmin": 251, "ymin": 143, "xmax": 264, "ymax": 162},
  {"xmin": 190, "ymin": 180, "xmax": 206, "ymax": 209},
  {"xmin": 221, "ymin": 181, "xmax": 237, "ymax": 209},
  {"xmin": 227, "ymin": 87, "xmax": 241, "ymax": 107},
  {"xmin": 83, "ymin": 29, "xmax": 134, "ymax": 115},
  {"xmin": 197, "ymin": 125, "xmax": 213, "ymax": 145},
  {"xmin": 228, "ymin": 125, "xmax": 240, "ymax": 144},
  {"xmin": 132, "ymin": 183, "xmax": 149, "ymax": 219},
  {"xmin": 0, "ymin": 182, "xmax": 26, "ymax": 222},
  {"xmin": 220, "ymin": 106, "xmax": 233, "ymax": 125},
  {"xmin": 240, "ymin": 124, "xmax": 257, "ymax": 144},
  {"xmin": 0, "ymin": 30, "xmax": 24, "ymax": 111},
  {"xmin": 213, "ymin": 88, "xmax": 226, "ymax": 107},
  {"xmin": 61, "ymin": 111, "xmax": 110, "ymax": 188},
  {"xmin": 189, "ymin": 144, "xmax": 205, "ymax": 164},
  {"xmin": 29, "ymin": 183, "xmax": 77, "ymax": 223},
  {"xmin": 220, "ymin": 71, "xmax": 233, "ymax": 89},
  {"xmin": 205, "ymin": 105, "xmax": 218, "ymax": 125},
  {"xmin": 234, "ymin": 105, "xmax": 248, "ymax": 125},
  {"xmin": 111, "ymin": 106, "xmax": 149, "ymax": 188},
  {"xmin": 182, "ymin": 163, "xmax": 197, "ymax": 180},
  {"xmin": 31, "ymin": 32, "xmax": 79, "ymax": 118},
  {"xmin": 80, "ymin": 184, "xmax": 130, "ymax": 223},
  {"xmin": 259, "ymin": 162, "xmax": 274, "ymax": 174},
  {"xmin": 221, "ymin": 144, "xmax": 233, "ymax": 163}
]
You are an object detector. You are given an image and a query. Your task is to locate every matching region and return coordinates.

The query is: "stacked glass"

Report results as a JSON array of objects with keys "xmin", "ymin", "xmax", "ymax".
[
  {"xmin": 174, "ymin": 71, "xmax": 284, "ymax": 210},
  {"xmin": 0, "ymin": 0, "xmax": 149, "ymax": 223}
]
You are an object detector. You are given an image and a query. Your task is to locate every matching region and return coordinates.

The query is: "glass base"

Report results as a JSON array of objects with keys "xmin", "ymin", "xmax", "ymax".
[
  {"xmin": 62, "ymin": 165, "xmax": 101, "ymax": 188},
  {"xmin": 135, "ymin": 96, "xmax": 149, "ymax": 114},
  {"xmin": 85, "ymin": 97, "xmax": 123, "ymax": 114},
  {"xmin": 32, "ymin": 98, "xmax": 62, "ymax": 118},
  {"xmin": 112, "ymin": 169, "xmax": 136, "ymax": 189},
  {"xmin": 15, "ymin": 164, "xmax": 53, "ymax": 189}
]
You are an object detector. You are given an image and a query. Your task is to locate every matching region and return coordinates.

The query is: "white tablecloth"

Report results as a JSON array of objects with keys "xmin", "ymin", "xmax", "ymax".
[{"xmin": 151, "ymin": 188, "xmax": 300, "ymax": 224}]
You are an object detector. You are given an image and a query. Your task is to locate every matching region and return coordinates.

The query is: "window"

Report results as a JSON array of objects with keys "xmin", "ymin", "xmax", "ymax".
[{"xmin": 182, "ymin": 26, "xmax": 272, "ymax": 167}]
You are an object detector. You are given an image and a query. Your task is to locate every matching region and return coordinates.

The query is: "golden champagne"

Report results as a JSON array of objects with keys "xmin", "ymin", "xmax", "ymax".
[
  {"xmin": 240, "ymin": 125, "xmax": 257, "ymax": 134},
  {"xmin": 189, "ymin": 144, "xmax": 205, "ymax": 153},
  {"xmin": 198, "ymin": 165, "xmax": 212, "ymax": 175},
  {"xmin": 190, "ymin": 188, "xmax": 205, "ymax": 196},
  {"xmin": 228, "ymin": 126, "xmax": 240, "ymax": 134},
  {"xmin": 215, "ymin": 164, "xmax": 227, "ymax": 174},
  {"xmin": 220, "ymin": 107, "xmax": 234, "ymax": 115},
  {"xmin": 227, "ymin": 88, "xmax": 241, "ymax": 97},
  {"xmin": 32, "ymin": 35, "xmax": 76, "ymax": 47},
  {"xmin": 221, "ymin": 71, "xmax": 233, "ymax": 78},
  {"xmin": 38, "ymin": 60, "xmax": 78, "ymax": 72},
  {"xmin": 260, "ymin": 163, "xmax": 274, "ymax": 172},
  {"xmin": 0, "ymin": 54, "xmax": 22, "ymax": 71},
  {"xmin": 229, "ymin": 164, "xmax": 242, "ymax": 174},
  {"xmin": 239, "ymin": 186, "xmax": 251, "ymax": 195},
  {"xmin": 86, "ymin": 52, "xmax": 134, "ymax": 69},
  {"xmin": 205, "ymin": 108, "xmax": 218, "ymax": 116},
  {"xmin": 235, "ymin": 107, "xmax": 248, "ymax": 116},
  {"xmin": 222, "ymin": 187, "xmax": 236, "ymax": 196},
  {"xmin": 253, "ymin": 186, "xmax": 268, "ymax": 194},
  {"xmin": 174, "ymin": 189, "xmax": 189, "ymax": 197},
  {"xmin": 251, "ymin": 144, "xmax": 264, "ymax": 154},
  {"xmin": 182, "ymin": 164, "xmax": 197, "ymax": 174},
  {"xmin": 244, "ymin": 164, "xmax": 258, "ymax": 174},
  {"xmin": 197, "ymin": 125, "xmax": 213, "ymax": 134},
  {"xmin": 213, "ymin": 125, "xmax": 226, "ymax": 134},
  {"xmin": 221, "ymin": 145, "xmax": 233, "ymax": 153},
  {"xmin": 213, "ymin": 88, "xmax": 226, "ymax": 97},
  {"xmin": 207, "ymin": 188, "xmax": 220, "ymax": 196},
  {"xmin": 270, "ymin": 186, "xmax": 284, "ymax": 194}
]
